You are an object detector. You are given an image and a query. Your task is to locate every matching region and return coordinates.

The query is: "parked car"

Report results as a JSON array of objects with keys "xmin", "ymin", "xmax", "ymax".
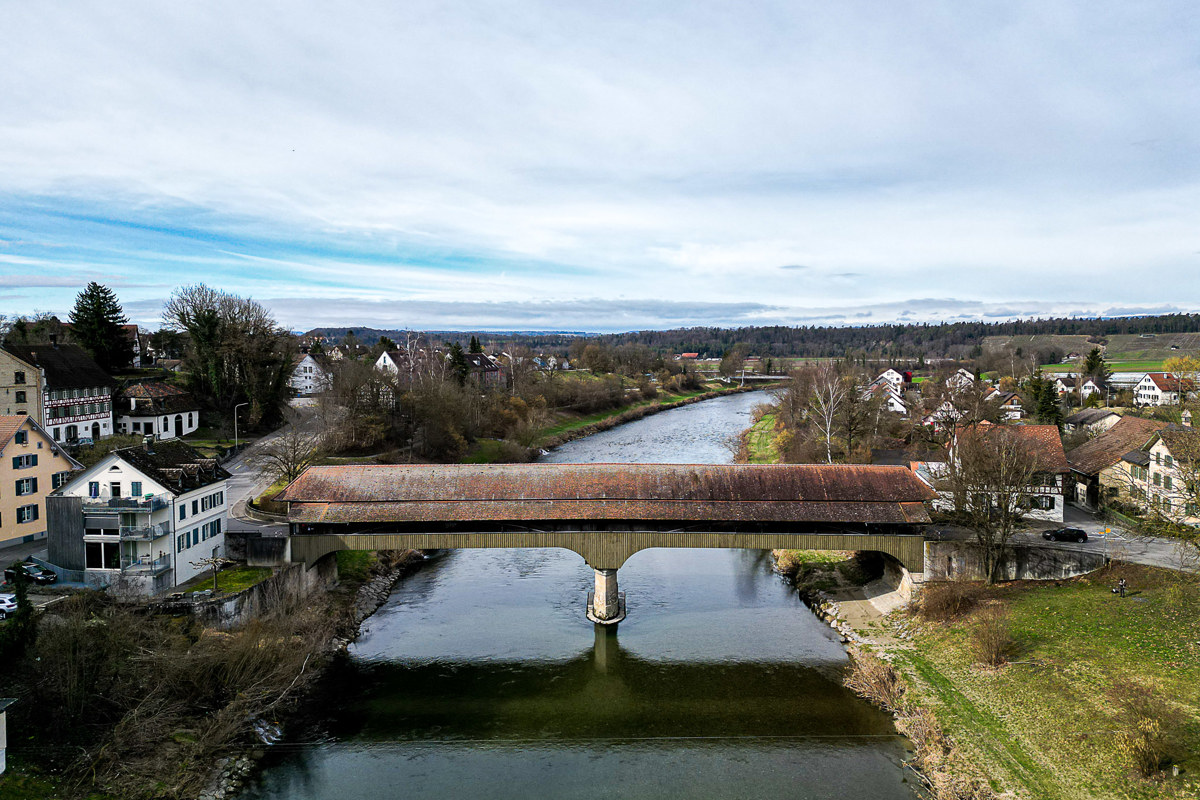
[
  {"xmin": 4, "ymin": 562, "xmax": 58, "ymax": 585},
  {"xmin": 1042, "ymin": 527, "xmax": 1088, "ymax": 543},
  {"xmin": 0, "ymin": 593, "xmax": 17, "ymax": 619}
]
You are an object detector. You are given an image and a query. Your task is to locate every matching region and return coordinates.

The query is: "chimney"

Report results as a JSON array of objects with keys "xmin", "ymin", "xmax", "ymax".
[{"xmin": 143, "ymin": 435, "xmax": 155, "ymax": 454}]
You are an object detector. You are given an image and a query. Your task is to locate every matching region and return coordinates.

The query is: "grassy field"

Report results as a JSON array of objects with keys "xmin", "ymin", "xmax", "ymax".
[
  {"xmin": 180, "ymin": 565, "xmax": 272, "ymax": 594},
  {"xmin": 892, "ymin": 564, "xmax": 1200, "ymax": 799},
  {"xmin": 745, "ymin": 412, "xmax": 779, "ymax": 463}
]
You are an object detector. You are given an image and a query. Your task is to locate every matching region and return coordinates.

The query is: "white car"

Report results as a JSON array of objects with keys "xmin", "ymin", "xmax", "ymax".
[{"xmin": 0, "ymin": 593, "xmax": 17, "ymax": 620}]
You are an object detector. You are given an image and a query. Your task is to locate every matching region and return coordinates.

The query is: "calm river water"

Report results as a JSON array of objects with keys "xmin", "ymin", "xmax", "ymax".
[{"xmin": 239, "ymin": 392, "xmax": 915, "ymax": 800}]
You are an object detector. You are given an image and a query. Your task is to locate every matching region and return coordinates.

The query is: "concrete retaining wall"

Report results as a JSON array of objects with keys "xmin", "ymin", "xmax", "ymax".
[
  {"xmin": 189, "ymin": 558, "xmax": 338, "ymax": 628},
  {"xmin": 924, "ymin": 540, "xmax": 1107, "ymax": 582}
]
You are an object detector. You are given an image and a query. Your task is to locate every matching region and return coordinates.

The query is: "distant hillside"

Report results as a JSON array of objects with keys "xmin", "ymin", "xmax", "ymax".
[
  {"xmin": 304, "ymin": 313, "xmax": 1200, "ymax": 361},
  {"xmin": 303, "ymin": 327, "xmax": 588, "ymax": 349}
]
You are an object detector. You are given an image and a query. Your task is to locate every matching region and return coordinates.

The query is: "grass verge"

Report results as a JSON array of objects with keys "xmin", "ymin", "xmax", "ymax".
[
  {"xmin": 880, "ymin": 564, "xmax": 1200, "ymax": 799},
  {"xmin": 181, "ymin": 566, "xmax": 273, "ymax": 595}
]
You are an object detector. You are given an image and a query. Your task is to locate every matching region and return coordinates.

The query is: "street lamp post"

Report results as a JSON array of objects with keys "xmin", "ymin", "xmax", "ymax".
[{"xmin": 233, "ymin": 402, "xmax": 249, "ymax": 453}]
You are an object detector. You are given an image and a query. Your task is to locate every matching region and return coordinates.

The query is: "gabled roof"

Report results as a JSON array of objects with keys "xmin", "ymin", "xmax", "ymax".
[
  {"xmin": 280, "ymin": 463, "xmax": 937, "ymax": 526},
  {"xmin": 122, "ymin": 381, "xmax": 187, "ymax": 399},
  {"xmin": 1067, "ymin": 416, "xmax": 1167, "ymax": 475},
  {"xmin": 0, "ymin": 416, "xmax": 25, "ymax": 449},
  {"xmin": 1154, "ymin": 424, "xmax": 1199, "ymax": 458},
  {"xmin": 2, "ymin": 343, "xmax": 112, "ymax": 390},
  {"xmin": 1142, "ymin": 372, "xmax": 1193, "ymax": 392},
  {"xmin": 0, "ymin": 414, "xmax": 84, "ymax": 466},
  {"xmin": 1065, "ymin": 408, "xmax": 1118, "ymax": 427},
  {"xmin": 1006, "ymin": 424, "xmax": 1070, "ymax": 472},
  {"xmin": 112, "ymin": 439, "xmax": 230, "ymax": 495},
  {"xmin": 958, "ymin": 422, "xmax": 1069, "ymax": 473}
]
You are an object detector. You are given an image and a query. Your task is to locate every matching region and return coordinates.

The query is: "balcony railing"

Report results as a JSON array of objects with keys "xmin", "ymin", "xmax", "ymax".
[
  {"xmin": 82, "ymin": 495, "xmax": 169, "ymax": 513},
  {"xmin": 121, "ymin": 554, "xmax": 172, "ymax": 576},
  {"xmin": 120, "ymin": 523, "xmax": 170, "ymax": 541}
]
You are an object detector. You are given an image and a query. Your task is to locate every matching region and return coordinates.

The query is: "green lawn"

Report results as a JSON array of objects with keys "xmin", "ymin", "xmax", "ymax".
[
  {"xmin": 745, "ymin": 413, "xmax": 779, "ymax": 463},
  {"xmin": 461, "ymin": 438, "xmax": 512, "ymax": 463},
  {"xmin": 895, "ymin": 565, "xmax": 1200, "ymax": 799},
  {"xmin": 181, "ymin": 566, "xmax": 272, "ymax": 594}
]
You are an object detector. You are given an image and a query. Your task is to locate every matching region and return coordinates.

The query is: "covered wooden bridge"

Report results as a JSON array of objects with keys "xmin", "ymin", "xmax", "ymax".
[{"xmin": 279, "ymin": 463, "xmax": 936, "ymax": 622}]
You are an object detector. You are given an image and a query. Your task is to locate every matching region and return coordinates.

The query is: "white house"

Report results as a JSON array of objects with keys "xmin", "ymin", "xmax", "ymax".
[
  {"xmin": 289, "ymin": 353, "xmax": 330, "ymax": 396},
  {"xmin": 876, "ymin": 368, "xmax": 906, "ymax": 391},
  {"xmin": 116, "ymin": 382, "xmax": 200, "ymax": 440},
  {"xmin": 983, "ymin": 388, "xmax": 1024, "ymax": 420},
  {"xmin": 1063, "ymin": 408, "xmax": 1120, "ymax": 435},
  {"xmin": 864, "ymin": 381, "xmax": 907, "ymax": 415},
  {"xmin": 945, "ymin": 368, "xmax": 975, "ymax": 390},
  {"xmin": 1134, "ymin": 372, "xmax": 1192, "ymax": 406},
  {"xmin": 1081, "ymin": 379, "xmax": 1102, "ymax": 400},
  {"xmin": 46, "ymin": 438, "xmax": 230, "ymax": 596}
]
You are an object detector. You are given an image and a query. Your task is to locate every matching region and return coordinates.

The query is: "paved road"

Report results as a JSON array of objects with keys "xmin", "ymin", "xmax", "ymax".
[
  {"xmin": 931, "ymin": 503, "xmax": 1197, "ymax": 574},
  {"xmin": 225, "ymin": 399, "xmax": 318, "ymax": 536}
]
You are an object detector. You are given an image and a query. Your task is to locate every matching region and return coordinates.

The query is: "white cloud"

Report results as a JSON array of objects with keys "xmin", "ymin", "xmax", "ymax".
[{"xmin": 1, "ymin": 1, "xmax": 1198, "ymax": 328}]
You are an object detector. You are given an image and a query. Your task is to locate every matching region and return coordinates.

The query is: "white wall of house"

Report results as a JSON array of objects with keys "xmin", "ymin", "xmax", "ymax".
[
  {"xmin": 44, "ymin": 387, "xmax": 114, "ymax": 444},
  {"xmin": 55, "ymin": 453, "xmax": 228, "ymax": 594},
  {"xmin": 289, "ymin": 354, "xmax": 329, "ymax": 396},
  {"xmin": 117, "ymin": 410, "xmax": 200, "ymax": 439}
]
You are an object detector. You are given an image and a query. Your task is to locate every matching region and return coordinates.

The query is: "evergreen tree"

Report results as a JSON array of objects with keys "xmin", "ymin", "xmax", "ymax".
[
  {"xmin": 448, "ymin": 342, "xmax": 470, "ymax": 385},
  {"xmin": 469, "ymin": 335, "xmax": 483, "ymax": 354},
  {"xmin": 69, "ymin": 282, "xmax": 134, "ymax": 372},
  {"xmin": 1083, "ymin": 347, "xmax": 1112, "ymax": 387}
]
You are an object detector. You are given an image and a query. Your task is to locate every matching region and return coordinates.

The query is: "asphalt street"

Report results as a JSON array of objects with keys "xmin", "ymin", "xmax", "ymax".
[{"xmin": 930, "ymin": 504, "xmax": 1196, "ymax": 574}]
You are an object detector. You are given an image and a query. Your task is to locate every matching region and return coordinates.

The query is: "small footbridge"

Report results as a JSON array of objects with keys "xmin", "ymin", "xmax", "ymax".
[{"xmin": 279, "ymin": 463, "xmax": 936, "ymax": 623}]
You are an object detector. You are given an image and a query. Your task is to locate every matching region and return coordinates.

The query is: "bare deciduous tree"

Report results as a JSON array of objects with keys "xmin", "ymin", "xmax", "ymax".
[
  {"xmin": 251, "ymin": 419, "xmax": 325, "ymax": 485},
  {"xmin": 937, "ymin": 424, "xmax": 1039, "ymax": 583},
  {"xmin": 809, "ymin": 363, "xmax": 846, "ymax": 464}
]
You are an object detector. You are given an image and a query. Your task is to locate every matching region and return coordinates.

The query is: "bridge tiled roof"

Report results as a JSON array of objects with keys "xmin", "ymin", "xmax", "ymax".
[{"xmin": 280, "ymin": 463, "xmax": 936, "ymax": 526}]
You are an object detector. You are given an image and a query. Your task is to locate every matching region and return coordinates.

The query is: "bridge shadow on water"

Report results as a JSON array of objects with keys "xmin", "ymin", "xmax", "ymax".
[{"xmin": 316, "ymin": 624, "xmax": 899, "ymax": 745}]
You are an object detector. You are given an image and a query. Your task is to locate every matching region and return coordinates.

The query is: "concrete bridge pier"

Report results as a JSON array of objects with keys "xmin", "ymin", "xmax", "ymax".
[{"xmin": 587, "ymin": 568, "xmax": 626, "ymax": 625}]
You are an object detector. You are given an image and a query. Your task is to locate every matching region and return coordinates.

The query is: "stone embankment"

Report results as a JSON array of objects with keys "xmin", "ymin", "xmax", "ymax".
[{"xmin": 331, "ymin": 551, "xmax": 425, "ymax": 651}]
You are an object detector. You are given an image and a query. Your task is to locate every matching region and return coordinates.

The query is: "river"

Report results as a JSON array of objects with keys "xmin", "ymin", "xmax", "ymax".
[{"xmin": 239, "ymin": 392, "xmax": 915, "ymax": 800}]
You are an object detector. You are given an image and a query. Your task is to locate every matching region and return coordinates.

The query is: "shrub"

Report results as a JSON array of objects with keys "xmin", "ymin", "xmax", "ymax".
[
  {"xmin": 1109, "ymin": 682, "xmax": 1185, "ymax": 777},
  {"xmin": 843, "ymin": 649, "xmax": 906, "ymax": 713},
  {"xmin": 970, "ymin": 608, "xmax": 1015, "ymax": 667},
  {"xmin": 918, "ymin": 581, "xmax": 984, "ymax": 621}
]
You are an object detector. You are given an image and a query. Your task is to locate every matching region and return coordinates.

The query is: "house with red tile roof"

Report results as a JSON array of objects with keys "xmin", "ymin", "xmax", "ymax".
[{"xmin": 1134, "ymin": 372, "xmax": 1194, "ymax": 406}]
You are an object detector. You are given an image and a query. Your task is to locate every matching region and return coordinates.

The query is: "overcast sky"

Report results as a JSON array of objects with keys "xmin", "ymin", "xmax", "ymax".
[{"xmin": 2, "ymin": 2, "xmax": 1198, "ymax": 332}]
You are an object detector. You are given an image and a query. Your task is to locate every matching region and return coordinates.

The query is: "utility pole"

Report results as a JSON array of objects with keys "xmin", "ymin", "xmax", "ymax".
[{"xmin": 233, "ymin": 402, "xmax": 249, "ymax": 452}]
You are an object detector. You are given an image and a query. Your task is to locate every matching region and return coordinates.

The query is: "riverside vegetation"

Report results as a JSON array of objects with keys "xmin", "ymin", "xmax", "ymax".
[{"xmin": 0, "ymin": 551, "xmax": 425, "ymax": 800}]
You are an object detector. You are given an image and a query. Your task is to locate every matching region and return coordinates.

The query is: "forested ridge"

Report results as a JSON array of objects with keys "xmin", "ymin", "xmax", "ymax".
[{"xmin": 307, "ymin": 312, "xmax": 1200, "ymax": 359}]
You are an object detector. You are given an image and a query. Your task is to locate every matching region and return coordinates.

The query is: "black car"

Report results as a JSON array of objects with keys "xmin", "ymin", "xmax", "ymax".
[
  {"xmin": 4, "ymin": 562, "xmax": 58, "ymax": 585},
  {"xmin": 1042, "ymin": 527, "xmax": 1088, "ymax": 543}
]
